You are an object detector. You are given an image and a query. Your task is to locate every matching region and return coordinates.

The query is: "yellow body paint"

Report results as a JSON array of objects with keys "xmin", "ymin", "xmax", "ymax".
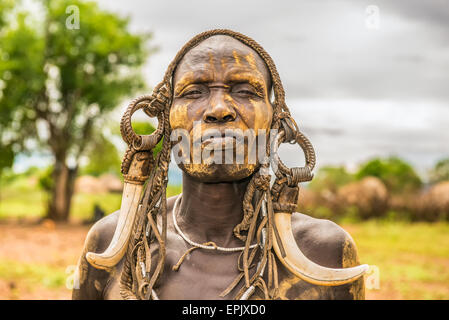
[
  {"xmin": 245, "ymin": 53, "xmax": 258, "ymax": 71},
  {"xmin": 232, "ymin": 50, "xmax": 242, "ymax": 66}
]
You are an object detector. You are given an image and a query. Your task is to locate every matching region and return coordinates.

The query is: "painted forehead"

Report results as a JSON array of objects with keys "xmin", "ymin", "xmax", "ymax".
[{"xmin": 173, "ymin": 35, "xmax": 272, "ymax": 88}]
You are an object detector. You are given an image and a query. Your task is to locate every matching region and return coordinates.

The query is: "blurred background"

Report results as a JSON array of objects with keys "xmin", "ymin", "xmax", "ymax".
[{"xmin": 0, "ymin": 0, "xmax": 448, "ymax": 299}]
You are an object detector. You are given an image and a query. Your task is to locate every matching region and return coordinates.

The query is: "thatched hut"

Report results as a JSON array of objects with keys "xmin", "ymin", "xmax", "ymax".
[
  {"xmin": 413, "ymin": 181, "xmax": 449, "ymax": 221},
  {"xmin": 337, "ymin": 177, "xmax": 389, "ymax": 219}
]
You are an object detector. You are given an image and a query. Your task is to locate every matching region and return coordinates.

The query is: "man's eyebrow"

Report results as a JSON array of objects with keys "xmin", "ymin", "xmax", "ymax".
[
  {"xmin": 225, "ymin": 71, "xmax": 267, "ymax": 93},
  {"xmin": 174, "ymin": 70, "xmax": 213, "ymax": 94}
]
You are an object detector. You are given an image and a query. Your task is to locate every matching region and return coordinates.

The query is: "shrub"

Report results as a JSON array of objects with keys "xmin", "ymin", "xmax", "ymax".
[
  {"xmin": 38, "ymin": 165, "xmax": 53, "ymax": 191},
  {"xmin": 81, "ymin": 136, "xmax": 121, "ymax": 177},
  {"xmin": 337, "ymin": 177, "xmax": 389, "ymax": 219},
  {"xmin": 411, "ymin": 181, "xmax": 449, "ymax": 221},
  {"xmin": 356, "ymin": 157, "xmax": 422, "ymax": 194},
  {"xmin": 308, "ymin": 166, "xmax": 355, "ymax": 193},
  {"xmin": 429, "ymin": 158, "xmax": 449, "ymax": 183}
]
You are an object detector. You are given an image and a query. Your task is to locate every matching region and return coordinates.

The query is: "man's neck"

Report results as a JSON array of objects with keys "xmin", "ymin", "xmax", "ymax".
[{"xmin": 176, "ymin": 172, "xmax": 251, "ymax": 246}]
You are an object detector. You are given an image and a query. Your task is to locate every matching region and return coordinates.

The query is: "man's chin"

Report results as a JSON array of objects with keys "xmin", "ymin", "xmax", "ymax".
[{"xmin": 178, "ymin": 163, "xmax": 258, "ymax": 183}]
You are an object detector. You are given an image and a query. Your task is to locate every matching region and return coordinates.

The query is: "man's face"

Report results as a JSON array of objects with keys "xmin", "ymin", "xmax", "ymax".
[{"xmin": 170, "ymin": 35, "xmax": 273, "ymax": 182}]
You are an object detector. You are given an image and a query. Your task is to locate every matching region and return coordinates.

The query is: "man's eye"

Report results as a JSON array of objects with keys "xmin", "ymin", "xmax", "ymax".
[
  {"xmin": 183, "ymin": 90, "xmax": 203, "ymax": 98},
  {"xmin": 231, "ymin": 84, "xmax": 261, "ymax": 98},
  {"xmin": 234, "ymin": 89, "xmax": 258, "ymax": 98},
  {"xmin": 237, "ymin": 90, "xmax": 255, "ymax": 96}
]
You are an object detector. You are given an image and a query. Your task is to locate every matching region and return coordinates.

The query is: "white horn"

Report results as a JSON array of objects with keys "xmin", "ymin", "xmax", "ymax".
[
  {"xmin": 86, "ymin": 151, "xmax": 151, "ymax": 270},
  {"xmin": 270, "ymin": 126, "xmax": 368, "ymax": 286},
  {"xmin": 273, "ymin": 212, "xmax": 369, "ymax": 286}
]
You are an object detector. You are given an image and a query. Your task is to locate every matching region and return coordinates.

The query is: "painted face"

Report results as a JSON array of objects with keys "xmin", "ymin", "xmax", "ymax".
[{"xmin": 170, "ymin": 35, "xmax": 273, "ymax": 182}]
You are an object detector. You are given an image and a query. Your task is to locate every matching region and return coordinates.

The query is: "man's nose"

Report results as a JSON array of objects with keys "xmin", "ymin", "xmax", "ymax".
[{"xmin": 203, "ymin": 92, "xmax": 236, "ymax": 124}]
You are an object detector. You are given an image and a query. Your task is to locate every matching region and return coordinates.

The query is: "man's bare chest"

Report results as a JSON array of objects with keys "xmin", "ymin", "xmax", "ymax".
[{"xmin": 102, "ymin": 243, "xmax": 347, "ymax": 300}]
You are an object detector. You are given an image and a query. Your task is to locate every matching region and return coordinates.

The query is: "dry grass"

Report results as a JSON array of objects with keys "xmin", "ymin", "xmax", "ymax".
[{"xmin": 343, "ymin": 220, "xmax": 449, "ymax": 299}]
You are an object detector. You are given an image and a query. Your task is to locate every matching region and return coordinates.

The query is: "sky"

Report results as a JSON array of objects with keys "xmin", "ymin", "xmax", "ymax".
[
  {"xmin": 95, "ymin": 0, "xmax": 449, "ymax": 102},
  {"xmin": 15, "ymin": 0, "xmax": 449, "ymax": 179}
]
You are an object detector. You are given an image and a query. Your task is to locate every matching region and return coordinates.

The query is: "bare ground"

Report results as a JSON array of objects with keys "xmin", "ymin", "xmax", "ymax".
[{"xmin": 0, "ymin": 220, "xmax": 89, "ymax": 300}]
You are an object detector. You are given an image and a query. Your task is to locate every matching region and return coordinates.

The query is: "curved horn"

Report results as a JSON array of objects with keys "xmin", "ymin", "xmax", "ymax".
[
  {"xmin": 87, "ymin": 93, "xmax": 164, "ymax": 270},
  {"xmin": 270, "ymin": 125, "xmax": 368, "ymax": 285},
  {"xmin": 273, "ymin": 212, "xmax": 369, "ymax": 286},
  {"xmin": 86, "ymin": 151, "xmax": 152, "ymax": 270}
]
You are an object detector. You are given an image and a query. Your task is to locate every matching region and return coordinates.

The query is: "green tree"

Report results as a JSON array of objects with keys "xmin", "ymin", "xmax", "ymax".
[
  {"xmin": 356, "ymin": 157, "xmax": 422, "ymax": 194},
  {"xmin": 429, "ymin": 158, "xmax": 449, "ymax": 183},
  {"xmin": 80, "ymin": 120, "xmax": 159, "ymax": 177},
  {"xmin": 81, "ymin": 132, "xmax": 122, "ymax": 177},
  {"xmin": 0, "ymin": 0, "xmax": 19, "ymax": 177},
  {"xmin": 308, "ymin": 165, "xmax": 355, "ymax": 193},
  {"xmin": 0, "ymin": 0, "xmax": 14, "ymax": 29},
  {"xmin": 0, "ymin": 0, "xmax": 152, "ymax": 221}
]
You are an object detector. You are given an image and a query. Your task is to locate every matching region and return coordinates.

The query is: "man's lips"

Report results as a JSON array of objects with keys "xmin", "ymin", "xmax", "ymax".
[
  {"xmin": 192, "ymin": 129, "xmax": 245, "ymax": 146},
  {"xmin": 202, "ymin": 136, "xmax": 236, "ymax": 151}
]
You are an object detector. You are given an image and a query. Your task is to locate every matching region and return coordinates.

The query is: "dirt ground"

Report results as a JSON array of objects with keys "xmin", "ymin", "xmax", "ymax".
[
  {"xmin": 0, "ymin": 221, "xmax": 385, "ymax": 300},
  {"xmin": 0, "ymin": 220, "xmax": 90, "ymax": 300}
]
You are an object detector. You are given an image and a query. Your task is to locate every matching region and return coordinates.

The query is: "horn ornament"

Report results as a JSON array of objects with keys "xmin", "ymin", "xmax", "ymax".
[
  {"xmin": 86, "ymin": 152, "xmax": 150, "ymax": 270},
  {"xmin": 86, "ymin": 96, "xmax": 160, "ymax": 270},
  {"xmin": 272, "ymin": 212, "xmax": 369, "ymax": 286},
  {"xmin": 271, "ymin": 128, "xmax": 369, "ymax": 286}
]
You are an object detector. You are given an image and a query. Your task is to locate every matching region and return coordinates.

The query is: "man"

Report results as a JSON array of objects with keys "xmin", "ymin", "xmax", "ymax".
[{"xmin": 73, "ymin": 29, "xmax": 367, "ymax": 300}]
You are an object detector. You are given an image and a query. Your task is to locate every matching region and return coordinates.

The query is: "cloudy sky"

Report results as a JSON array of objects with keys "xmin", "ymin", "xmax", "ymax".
[
  {"xmin": 95, "ymin": 0, "xmax": 449, "ymax": 102},
  {"xmin": 17, "ymin": 0, "xmax": 449, "ymax": 178}
]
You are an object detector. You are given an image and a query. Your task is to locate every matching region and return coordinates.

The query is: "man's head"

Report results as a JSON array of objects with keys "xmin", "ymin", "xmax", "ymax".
[{"xmin": 170, "ymin": 35, "xmax": 274, "ymax": 182}]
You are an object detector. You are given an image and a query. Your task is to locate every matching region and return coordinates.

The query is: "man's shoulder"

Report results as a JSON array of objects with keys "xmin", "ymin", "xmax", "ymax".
[
  {"xmin": 73, "ymin": 211, "xmax": 120, "ymax": 299},
  {"xmin": 290, "ymin": 212, "xmax": 358, "ymax": 268},
  {"xmin": 85, "ymin": 194, "xmax": 180, "ymax": 251},
  {"xmin": 276, "ymin": 212, "xmax": 365, "ymax": 300},
  {"xmin": 84, "ymin": 210, "xmax": 120, "ymax": 254}
]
